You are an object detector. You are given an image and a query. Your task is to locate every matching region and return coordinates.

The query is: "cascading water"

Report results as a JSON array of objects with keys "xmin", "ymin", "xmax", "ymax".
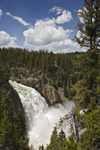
[{"xmin": 9, "ymin": 80, "xmax": 74, "ymax": 150}]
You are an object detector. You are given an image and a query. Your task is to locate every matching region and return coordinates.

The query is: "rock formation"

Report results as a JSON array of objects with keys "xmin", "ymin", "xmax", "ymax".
[
  {"xmin": 0, "ymin": 78, "xmax": 22, "ymax": 115},
  {"xmin": 10, "ymin": 71, "xmax": 62, "ymax": 106}
]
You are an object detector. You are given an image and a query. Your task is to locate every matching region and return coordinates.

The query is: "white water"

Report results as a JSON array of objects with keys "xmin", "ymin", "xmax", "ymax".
[{"xmin": 9, "ymin": 80, "xmax": 74, "ymax": 150}]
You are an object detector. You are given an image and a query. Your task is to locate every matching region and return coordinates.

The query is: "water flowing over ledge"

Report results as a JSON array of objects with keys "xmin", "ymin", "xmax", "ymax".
[{"xmin": 9, "ymin": 80, "xmax": 74, "ymax": 150}]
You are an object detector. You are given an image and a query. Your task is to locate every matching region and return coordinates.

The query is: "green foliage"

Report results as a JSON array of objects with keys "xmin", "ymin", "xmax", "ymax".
[
  {"xmin": 0, "ymin": 91, "xmax": 29, "ymax": 150},
  {"xmin": 46, "ymin": 127, "xmax": 66, "ymax": 150},
  {"xmin": 0, "ymin": 2, "xmax": 100, "ymax": 149},
  {"xmin": 62, "ymin": 135, "xmax": 80, "ymax": 150},
  {"xmin": 15, "ymin": 110, "xmax": 26, "ymax": 137},
  {"xmin": 73, "ymin": 98, "xmax": 100, "ymax": 150},
  {"xmin": 88, "ymin": 97, "xmax": 97, "ymax": 111},
  {"xmin": 0, "ymin": 91, "xmax": 14, "ymax": 122},
  {"xmin": 58, "ymin": 129, "xmax": 66, "ymax": 148},
  {"xmin": 46, "ymin": 127, "xmax": 59, "ymax": 150},
  {"xmin": 0, "ymin": 47, "xmax": 80, "ymax": 99},
  {"xmin": 72, "ymin": 0, "xmax": 100, "ymax": 107},
  {"xmin": 41, "ymin": 1, "xmax": 100, "ymax": 150},
  {"xmin": 39, "ymin": 145, "xmax": 45, "ymax": 150},
  {"xmin": 82, "ymin": 108, "xmax": 100, "ymax": 150}
]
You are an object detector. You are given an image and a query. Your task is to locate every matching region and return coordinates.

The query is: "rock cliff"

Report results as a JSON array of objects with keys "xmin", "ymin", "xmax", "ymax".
[
  {"xmin": 10, "ymin": 71, "xmax": 62, "ymax": 105},
  {"xmin": 0, "ymin": 78, "xmax": 22, "ymax": 115}
]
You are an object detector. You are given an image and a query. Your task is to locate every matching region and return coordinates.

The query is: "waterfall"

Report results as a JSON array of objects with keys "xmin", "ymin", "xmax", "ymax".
[{"xmin": 9, "ymin": 80, "xmax": 74, "ymax": 150}]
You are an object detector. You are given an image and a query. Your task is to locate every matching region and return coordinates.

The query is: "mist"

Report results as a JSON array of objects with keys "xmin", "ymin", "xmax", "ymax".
[{"xmin": 9, "ymin": 80, "xmax": 74, "ymax": 150}]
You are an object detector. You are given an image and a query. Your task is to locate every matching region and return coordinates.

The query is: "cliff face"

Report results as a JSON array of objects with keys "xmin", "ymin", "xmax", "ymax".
[
  {"xmin": 11, "ymin": 72, "xmax": 62, "ymax": 106},
  {"xmin": 0, "ymin": 79, "xmax": 22, "ymax": 115},
  {"xmin": 21, "ymin": 80, "xmax": 62, "ymax": 105}
]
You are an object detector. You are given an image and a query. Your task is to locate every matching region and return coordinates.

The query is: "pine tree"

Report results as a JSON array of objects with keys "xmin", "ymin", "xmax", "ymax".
[
  {"xmin": 46, "ymin": 127, "xmax": 59, "ymax": 150},
  {"xmin": 82, "ymin": 108, "xmax": 100, "ymax": 149},
  {"xmin": 62, "ymin": 135, "xmax": 80, "ymax": 150},
  {"xmin": 0, "ymin": 92, "xmax": 29, "ymax": 149},
  {"xmin": 46, "ymin": 127, "xmax": 66, "ymax": 150},
  {"xmin": 0, "ymin": 92, "xmax": 17, "ymax": 147},
  {"xmin": 15, "ymin": 110, "xmax": 26, "ymax": 137},
  {"xmin": 73, "ymin": 0, "xmax": 100, "ymax": 107},
  {"xmin": 58, "ymin": 129, "xmax": 66, "ymax": 149},
  {"xmin": 0, "ymin": 91, "xmax": 14, "ymax": 122}
]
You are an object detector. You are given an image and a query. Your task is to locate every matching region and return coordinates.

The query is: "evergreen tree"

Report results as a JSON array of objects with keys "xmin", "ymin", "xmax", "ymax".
[
  {"xmin": 15, "ymin": 110, "xmax": 26, "ymax": 137},
  {"xmin": 0, "ymin": 92, "xmax": 29, "ymax": 149},
  {"xmin": 39, "ymin": 145, "xmax": 45, "ymax": 150},
  {"xmin": 0, "ymin": 91, "xmax": 14, "ymax": 122},
  {"xmin": 58, "ymin": 129, "xmax": 66, "ymax": 149},
  {"xmin": 46, "ymin": 127, "xmax": 66, "ymax": 150},
  {"xmin": 73, "ymin": 0, "xmax": 100, "ymax": 107},
  {"xmin": 62, "ymin": 135, "xmax": 80, "ymax": 150},
  {"xmin": 82, "ymin": 108, "xmax": 100, "ymax": 150},
  {"xmin": 46, "ymin": 127, "xmax": 58, "ymax": 150}
]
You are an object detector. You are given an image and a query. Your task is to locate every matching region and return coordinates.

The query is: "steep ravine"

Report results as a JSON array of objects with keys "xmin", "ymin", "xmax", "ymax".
[
  {"xmin": 9, "ymin": 80, "xmax": 74, "ymax": 150},
  {"xmin": 0, "ymin": 74, "xmax": 69, "ymax": 150}
]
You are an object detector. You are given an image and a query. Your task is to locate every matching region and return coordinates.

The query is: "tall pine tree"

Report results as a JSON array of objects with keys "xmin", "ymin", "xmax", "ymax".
[{"xmin": 73, "ymin": 0, "xmax": 100, "ymax": 107}]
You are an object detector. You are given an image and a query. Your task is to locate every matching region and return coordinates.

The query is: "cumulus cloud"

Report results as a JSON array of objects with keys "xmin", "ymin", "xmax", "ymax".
[
  {"xmin": 49, "ymin": 6, "xmax": 62, "ymax": 15},
  {"xmin": 0, "ymin": 9, "xmax": 3, "ymax": 18},
  {"xmin": 49, "ymin": 6, "xmax": 73, "ymax": 24},
  {"xmin": 56, "ymin": 10, "xmax": 73, "ymax": 24},
  {"xmin": 22, "ymin": 6, "xmax": 77, "ymax": 52},
  {"xmin": 6, "ymin": 12, "xmax": 31, "ymax": 26},
  {"xmin": 0, "ymin": 31, "xmax": 17, "ymax": 47},
  {"xmin": 23, "ymin": 17, "xmax": 74, "ymax": 50},
  {"xmin": 63, "ymin": 48, "xmax": 70, "ymax": 53}
]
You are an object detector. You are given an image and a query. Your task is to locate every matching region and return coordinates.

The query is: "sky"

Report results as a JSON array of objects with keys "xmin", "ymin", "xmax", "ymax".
[{"xmin": 0, "ymin": 0, "xmax": 84, "ymax": 53}]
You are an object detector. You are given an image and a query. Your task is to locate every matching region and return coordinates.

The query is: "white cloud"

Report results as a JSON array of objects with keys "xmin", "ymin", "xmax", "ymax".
[
  {"xmin": 56, "ymin": 10, "xmax": 73, "ymax": 24},
  {"xmin": 0, "ymin": 9, "xmax": 3, "ymax": 18},
  {"xmin": 22, "ymin": 6, "xmax": 77, "ymax": 52},
  {"xmin": 6, "ymin": 12, "xmax": 31, "ymax": 26},
  {"xmin": 76, "ymin": 30, "xmax": 81, "ymax": 38},
  {"xmin": 78, "ymin": 9, "xmax": 85, "ymax": 23},
  {"xmin": 75, "ymin": 30, "xmax": 87, "ymax": 52},
  {"xmin": 63, "ymin": 48, "xmax": 70, "ymax": 53},
  {"xmin": 49, "ymin": 6, "xmax": 62, "ymax": 15},
  {"xmin": 23, "ymin": 17, "xmax": 74, "ymax": 50},
  {"xmin": 49, "ymin": 6, "xmax": 73, "ymax": 24},
  {"xmin": 0, "ymin": 31, "xmax": 17, "ymax": 47}
]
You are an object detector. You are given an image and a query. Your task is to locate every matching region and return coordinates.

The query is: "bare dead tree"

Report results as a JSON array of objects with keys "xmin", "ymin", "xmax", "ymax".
[{"xmin": 56, "ymin": 108, "xmax": 79, "ymax": 142}]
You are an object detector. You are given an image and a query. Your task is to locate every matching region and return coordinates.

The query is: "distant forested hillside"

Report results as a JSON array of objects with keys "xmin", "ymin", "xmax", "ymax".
[{"xmin": 0, "ymin": 47, "xmax": 84, "ymax": 99}]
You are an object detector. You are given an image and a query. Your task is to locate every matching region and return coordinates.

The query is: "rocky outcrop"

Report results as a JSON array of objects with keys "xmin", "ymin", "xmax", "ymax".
[
  {"xmin": 41, "ymin": 85, "xmax": 62, "ymax": 105},
  {"xmin": 79, "ymin": 128, "xmax": 87, "ymax": 142},
  {"xmin": 58, "ymin": 87, "xmax": 67, "ymax": 102},
  {"xmin": 0, "ymin": 79, "xmax": 22, "ymax": 115},
  {"xmin": 10, "ymin": 72, "xmax": 62, "ymax": 106}
]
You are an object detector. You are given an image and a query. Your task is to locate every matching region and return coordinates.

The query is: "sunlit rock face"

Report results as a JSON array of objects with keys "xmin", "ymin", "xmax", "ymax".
[
  {"xmin": 11, "ymin": 76, "xmax": 62, "ymax": 105},
  {"xmin": 9, "ymin": 80, "xmax": 74, "ymax": 150}
]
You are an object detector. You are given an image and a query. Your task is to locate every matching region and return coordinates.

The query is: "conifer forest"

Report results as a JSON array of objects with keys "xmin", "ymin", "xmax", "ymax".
[{"xmin": 0, "ymin": 0, "xmax": 100, "ymax": 149}]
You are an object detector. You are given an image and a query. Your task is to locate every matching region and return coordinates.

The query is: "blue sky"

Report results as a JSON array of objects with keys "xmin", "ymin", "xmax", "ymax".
[{"xmin": 0, "ymin": 0, "xmax": 84, "ymax": 53}]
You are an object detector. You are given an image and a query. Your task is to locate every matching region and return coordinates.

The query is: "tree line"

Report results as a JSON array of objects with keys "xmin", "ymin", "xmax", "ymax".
[
  {"xmin": 0, "ymin": 0, "xmax": 100, "ymax": 149},
  {"xmin": 0, "ymin": 47, "xmax": 83, "ymax": 99}
]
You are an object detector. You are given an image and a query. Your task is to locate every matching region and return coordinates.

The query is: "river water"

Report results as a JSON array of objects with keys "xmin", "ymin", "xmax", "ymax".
[{"xmin": 9, "ymin": 80, "xmax": 74, "ymax": 150}]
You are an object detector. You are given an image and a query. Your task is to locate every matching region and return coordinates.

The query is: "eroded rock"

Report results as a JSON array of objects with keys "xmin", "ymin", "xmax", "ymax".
[{"xmin": 11, "ymin": 74, "xmax": 62, "ymax": 106}]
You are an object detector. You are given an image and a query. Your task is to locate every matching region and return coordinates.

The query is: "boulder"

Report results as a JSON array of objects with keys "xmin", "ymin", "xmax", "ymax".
[{"xmin": 41, "ymin": 85, "xmax": 62, "ymax": 105}]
